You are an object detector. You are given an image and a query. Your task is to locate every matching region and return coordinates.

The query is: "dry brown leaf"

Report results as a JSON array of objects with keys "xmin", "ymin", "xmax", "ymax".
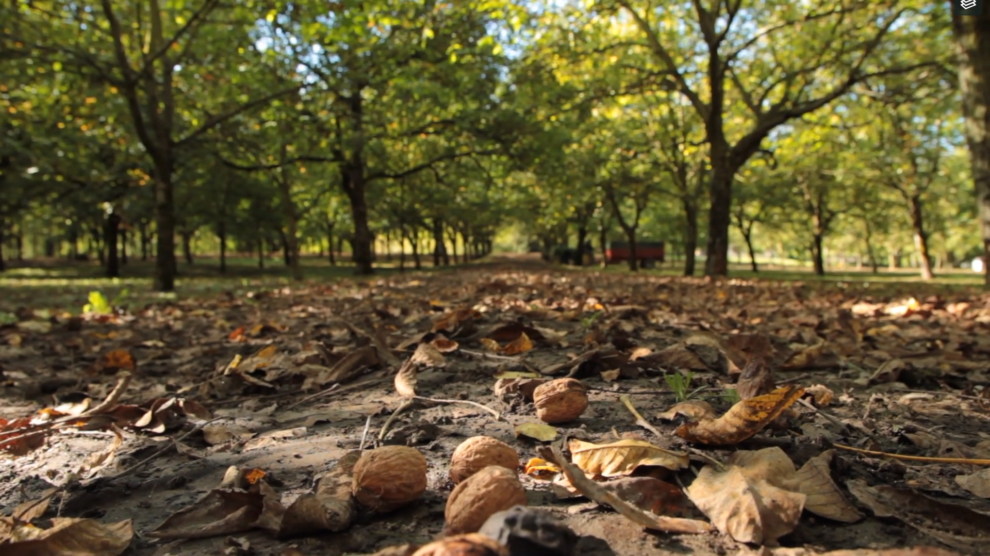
[
  {"xmin": 781, "ymin": 342, "xmax": 825, "ymax": 370},
  {"xmin": 568, "ymin": 438, "xmax": 689, "ymax": 477},
  {"xmin": 542, "ymin": 446, "xmax": 712, "ymax": 534},
  {"xmin": 640, "ymin": 343, "xmax": 709, "ymax": 371},
  {"xmin": 600, "ymin": 369, "xmax": 621, "ymax": 382},
  {"xmin": 686, "ymin": 464, "xmax": 805, "ymax": 545},
  {"xmin": 256, "ymin": 451, "xmax": 359, "ymax": 537},
  {"xmin": 0, "ymin": 518, "xmax": 133, "ymax": 555},
  {"xmin": 148, "ymin": 490, "xmax": 264, "ymax": 540},
  {"xmin": 868, "ymin": 359, "xmax": 908, "ymax": 385},
  {"xmin": 318, "ymin": 346, "xmax": 379, "ymax": 386},
  {"xmin": 656, "ymin": 400, "xmax": 715, "ymax": 421},
  {"xmin": 430, "ymin": 337, "xmax": 459, "ymax": 353},
  {"xmin": 736, "ymin": 337, "xmax": 775, "ymax": 399},
  {"xmin": 783, "ymin": 450, "xmax": 861, "ymax": 522},
  {"xmin": 410, "ymin": 342, "xmax": 445, "ymax": 367},
  {"xmin": 805, "ymin": 384, "xmax": 835, "ymax": 407},
  {"xmin": 675, "ymin": 385, "xmax": 805, "ymax": 445},
  {"xmin": 96, "ymin": 349, "xmax": 136, "ymax": 373},
  {"xmin": 502, "ymin": 332, "xmax": 534, "ymax": 355},
  {"xmin": 847, "ymin": 480, "xmax": 990, "ymax": 552},
  {"xmin": 202, "ymin": 423, "xmax": 256, "ymax": 445},
  {"xmin": 480, "ymin": 338, "xmax": 502, "ymax": 353},
  {"xmin": 955, "ymin": 468, "xmax": 990, "ymax": 498}
]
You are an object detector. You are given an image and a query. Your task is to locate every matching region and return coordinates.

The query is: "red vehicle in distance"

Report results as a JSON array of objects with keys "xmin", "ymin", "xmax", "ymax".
[{"xmin": 606, "ymin": 241, "xmax": 665, "ymax": 268}]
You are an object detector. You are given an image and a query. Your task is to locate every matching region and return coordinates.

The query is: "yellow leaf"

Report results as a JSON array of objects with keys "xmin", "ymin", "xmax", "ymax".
[
  {"xmin": 493, "ymin": 370, "xmax": 541, "ymax": 379},
  {"xmin": 568, "ymin": 439, "xmax": 689, "ymax": 477},
  {"xmin": 265, "ymin": 9, "xmax": 277, "ymax": 22},
  {"xmin": 514, "ymin": 422, "xmax": 558, "ymax": 442},
  {"xmin": 524, "ymin": 458, "xmax": 561, "ymax": 480},
  {"xmin": 480, "ymin": 338, "xmax": 501, "ymax": 353},
  {"xmin": 502, "ymin": 332, "xmax": 533, "ymax": 355},
  {"xmin": 85, "ymin": 97, "xmax": 97, "ymax": 105}
]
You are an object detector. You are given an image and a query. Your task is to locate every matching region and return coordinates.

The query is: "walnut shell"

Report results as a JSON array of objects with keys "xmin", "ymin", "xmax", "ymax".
[
  {"xmin": 411, "ymin": 534, "xmax": 508, "ymax": 556},
  {"xmin": 450, "ymin": 436, "xmax": 519, "ymax": 484},
  {"xmin": 533, "ymin": 378, "xmax": 588, "ymax": 424},
  {"xmin": 445, "ymin": 465, "xmax": 527, "ymax": 535},
  {"xmin": 352, "ymin": 446, "xmax": 428, "ymax": 512}
]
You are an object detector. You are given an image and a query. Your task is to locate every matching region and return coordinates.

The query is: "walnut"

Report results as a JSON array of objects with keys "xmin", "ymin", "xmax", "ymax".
[
  {"xmin": 445, "ymin": 465, "xmax": 527, "ymax": 535},
  {"xmin": 410, "ymin": 534, "xmax": 508, "ymax": 556},
  {"xmin": 532, "ymin": 378, "xmax": 588, "ymax": 424},
  {"xmin": 352, "ymin": 446, "xmax": 428, "ymax": 512},
  {"xmin": 450, "ymin": 436, "xmax": 519, "ymax": 484}
]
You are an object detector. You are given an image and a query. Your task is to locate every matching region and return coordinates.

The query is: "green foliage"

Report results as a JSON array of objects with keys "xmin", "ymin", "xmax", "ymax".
[
  {"xmin": 83, "ymin": 289, "xmax": 129, "ymax": 315},
  {"xmin": 664, "ymin": 371, "xmax": 706, "ymax": 403}
]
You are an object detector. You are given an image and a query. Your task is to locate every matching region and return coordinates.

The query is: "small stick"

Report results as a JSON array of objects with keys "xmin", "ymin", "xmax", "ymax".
[
  {"xmin": 777, "ymin": 373, "xmax": 810, "ymax": 385},
  {"xmin": 378, "ymin": 399, "xmax": 416, "ymax": 441},
  {"xmin": 618, "ymin": 395, "xmax": 664, "ymax": 438},
  {"xmin": 283, "ymin": 375, "xmax": 389, "ymax": 411},
  {"xmin": 412, "ymin": 396, "xmax": 501, "ymax": 420},
  {"xmin": 82, "ymin": 417, "xmax": 223, "ymax": 486},
  {"xmin": 833, "ymin": 443, "xmax": 990, "ymax": 466},
  {"xmin": 83, "ymin": 372, "xmax": 133, "ymax": 416},
  {"xmin": 460, "ymin": 349, "xmax": 521, "ymax": 362},
  {"xmin": 359, "ymin": 415, "xmax": 372, "ymax": 451},
  {"xmin": 285, "ymin": 383, "xmax": 339, "ymax": 411}
]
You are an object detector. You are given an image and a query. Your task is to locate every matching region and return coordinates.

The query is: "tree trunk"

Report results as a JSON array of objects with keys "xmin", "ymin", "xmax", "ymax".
[
  {"xmin": 742, "ymin": 227, "xmax": 758, "ymax": 272},
  {"xmin": 218, "ymin": 221, "xmax": 227, "ymax": 274},
  {"xmin": 599, "ymin": 225, "xmax": 608, "ymax": 267},
  {"xmin": 682, "ymin": 200, "xmax": 698, "ymax": 276},
  {"xmin": 93, "ymin": 228, "xmax": 105, "ymax": 266},
  {"xmin": 412, "ymin": 230, "xmax": 422, "ymax": 269},
  {"xmin": 431, "ymin": 218, "xmax": 447, "ymax": 266},
  {"xmin": 105, "ymin": 212, "xmax": 121, "ymax": 278},
  {"xmin": 624, "ymin": 230, "xmax": 639, "ymax": 271},
  {"xmin": 120, "ymin": 226, "xmax": 128, "ymax": 265},
  {"xmin": 889, "ymin": 247, "xmax": 902, "ymax": 270},
  {"xmin": 276, "ymin": 172, "xmax": 303, "ymax": 281},
  {"xmin": 704, "ymin": 148, "xmax": 733, "ymax": 276},
  {"xmin": 460, "ymin": 229, "xmax": 470, "ymax": 263},
  {"xmin": 951, "ymin": 9, "xmax": 990, "ymax": 287},
  {"xmin": 447, "ymin": 226, "xmax": 459, "ymax": 263},
  {"xmin": 139, "ymin": 221, "xmax": 149, "ymax": 261},
  {"xmin": 907, "ymin": 194, "xmax": 935, "ymax": 279},
  {"xmin": 811, "ymin": 234, "xmax": 825, "ymax": 276},
  {"xmin": 153, "ymin": 172, "xmax": 177, "ymax": 291},
  {"xmin": 575, "ymin": 226, "xmax": 588, "ymax": 267},
  {"xmin": 326, "ymin": 221, "xmax": 336, "ymax": 265},
  {"xmin": 257, "ymin": 237, "xmax": 265, "ymax": 269},
  {"xmin": 344, "ymin": 160, "xmax": 374, "ymax": 275},
  {"xmin": 181, "ymin": 230, "xmax": 194, "ymax": 265},
  {"xmin": 0, "ymin": 216, "xmax": 6, "ymax": 272}
]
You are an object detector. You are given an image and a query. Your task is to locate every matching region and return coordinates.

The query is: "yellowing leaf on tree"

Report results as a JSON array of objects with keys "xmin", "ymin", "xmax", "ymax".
[
  {"xmin": 568, "ymin": 439, "xmax": 689, "ymax": 477},
  {"xmin": 84, "ymin": 97, "xmax": 97, "ymax": 105},
  {"xmin": 514, "ymin": 422, "xmax": 558, "ymax": 442},
  {"xmin": 675, "ymin": 385, "xmax": 804, "ymax": 445}
]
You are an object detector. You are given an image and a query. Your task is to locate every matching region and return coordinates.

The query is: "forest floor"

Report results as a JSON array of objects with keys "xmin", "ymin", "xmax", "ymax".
[{"xmin": 1, "ymin": 254, "xmax": 989, "ymax": 555}]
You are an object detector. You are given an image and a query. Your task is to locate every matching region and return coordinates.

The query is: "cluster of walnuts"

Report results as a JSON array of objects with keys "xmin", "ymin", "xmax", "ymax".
[{"xmin": 350, "ymin": 378, "xmax": 589, "ymax": 555}]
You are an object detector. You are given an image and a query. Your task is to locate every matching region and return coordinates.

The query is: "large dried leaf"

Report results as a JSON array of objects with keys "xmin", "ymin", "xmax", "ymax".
[
  {"xmin": 318, "ymin": 346, "xmax": 379, "ymax": 385},
  {"xmin": 0, "ymin": 518, "xmax": 133, "ymax": 555},
  {"xmin": 542, "ymin": 446, "xmax": 712, "ymax": 534},
  {"xmin": 502, "ymin": 332, "xmax": 534, "ymax": 355},
  {"xmin": 568, "ymin": 439, "xmax": 689, "ymax": 477},
  {"xmin": 686, "ymin": 465, "xmax": 805, "ymax": 545},
  {"xmin": 148, "ymin": 490, "xmax": 264, "ymax": 540},
  {"xmin": 847, "ymin": 480, "xmax": 990, "ymax": 552},
  {"xmin": 780, "ymin": 342, "xmax": 826, "ymax": 370},
  {"xmin": 782, "ymin": 450, "xmax": 861, "ymax": 523},
  {"xmin": 675, "ymin": 385, "xmax": 805, "ymax": 445},
  {"xmin": 955, "ymin": 468, "xmax": 990, "ymax": 499},
  {"xmin": 514, "ymin": 422, "xmax": 558, "ymax": 442},
  {"xmin": 256, "ymin": 451, "xmax": 359, "ymax": 537},
  {"xmin": 656, "ymin": 400, "xmax": 715, "ymax": 421}
]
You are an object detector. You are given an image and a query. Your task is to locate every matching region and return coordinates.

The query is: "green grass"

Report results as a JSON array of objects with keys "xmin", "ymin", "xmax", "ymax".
[{"xmin": 0, "ymin": 254, "xmax": 452, "ymax": 313}]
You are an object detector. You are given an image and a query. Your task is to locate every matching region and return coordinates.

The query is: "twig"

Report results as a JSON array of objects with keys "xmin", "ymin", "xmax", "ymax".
[
  {"xmin": 82, "ymin": 372, "xmax": 132, "ymax": 416},
  {"xmin": 895, "ymin": 389, "xmax": 990, "ymax": 402},
  {"xmin": 797, "ymin": 398, "xmax": 882, "ymax": 445},
  {"xmin": 412, "ymin": 396, "xmax": 501, "ymax": 420},
  {"xmin": 285, "ymin": 383, "xmax": 339, "ymax": 411},
  {"xmin": 81, "ymin": 417, "xmax": 223, "ymax": 487},
  {"xmin": 378, "ymin": 399, "xmax": 416, "ymax": 441},
  {"xmin": 460, "ymin": 349, "xmax": 522, "ymax": 362},
  {"xmin": 359, "ymin": 415, "xmax": 372, "ymax": 451},
  {"xmin": 777, "ymin": 373, "xmax": 810, "ymax": 385},
  {"xmin": 618, "ymin": 395, "xmax": 663, "ymax": 438},
  {"xmin": 833, "ymin": 442, "xmax": 990, "ymax": 466},
  {"xmin": 283, "ymin": 375, "xmax": 389, "ymax": 411}
]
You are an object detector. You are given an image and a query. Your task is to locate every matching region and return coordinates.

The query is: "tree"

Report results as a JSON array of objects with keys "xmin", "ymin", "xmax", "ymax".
[
  {"xmin": 951, "ymin": 10, "xmax": 990, "ymax": 286},
  {"xmin": 606, "ymin": 0, "xmax": 938, "ymax": 276}
]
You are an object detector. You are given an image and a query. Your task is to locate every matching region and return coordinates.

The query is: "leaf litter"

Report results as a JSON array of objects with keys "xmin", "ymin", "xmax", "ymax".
[{"xmin": 1, "ymin": 259, "xmax": 990, "ymax": 555}]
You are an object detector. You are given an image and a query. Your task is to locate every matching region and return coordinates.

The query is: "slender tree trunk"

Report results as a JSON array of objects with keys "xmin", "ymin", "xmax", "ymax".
[
  {"xmin": 257, "ymin": 238, "xmax": 265, "ymax": 269},
  {"xmin": 153, "ymin": 171, "xmax": 177, "ymax": 291},
  {"xmin": 105, "ymin": 212, "xmax": 121, "ymax": 278},
  {"xmin": 398, "ymin": 226, "xmax": 407, "ymax": 270},
  {"xmin": 120, "ymin": 226, "xmax": 128, "ymax": 265},
  {"xmin": 742, "ymin": 227, "xmax": 758, "ymax": 272},
  {"xmin": 139, "ymin": 222, "xmax": 149, "ymax": 261},
  {"xmin": 181, "ymin": 230, "xmax": 194, "ymax": 265},
  {"xmin": 326, "ymin": 221, "xmax": 336, "ymax": 265},
  {"xmin": 907, "ymin": 194, "xmax": 935, "ymax": 279},
  {"xmin": 218, "ymin": 221, "xmax": 227, "ymax": 274},
  {"xmin": 811, "ymin": 234, "xmax": 825, "ymax": 276},
  {"xmin": 575, "ymin": 226, "xmax": 587, "ymax": 267},
  {"xmin": 0, "ymin": 216, "xmax": 6, "ymax": 272},
  {"xmin": 952, "ymin": 8, "xmax": 990, "ymax": 287},
  {"xmin": 432, "ymin": 218, "xmax": 445, "ymax": 266},
  {"xmin": 276, "ymin": 175, "xmax": 303, "ymax": 281},
  {"xmin": 599, "ymin": 225, "xmax": 608, "ymax": 267},
  {"xmin": 93, "ymin": 228, "xmax": 105, "ymax": 266},
  {"xmin": 344, "ymin": 161, "xmax": 374, "ymax": 275},
  {"xmin": 16, "ymin": 227, "xmax": 24, "ymax": 261},
  {"xmin": 412, "ymin": 230, "xmax": 422, "ymax": 269},
  {"xmin": 889, "ymin": 247, "xmax": 902, "ymax": 270},
  {"xmin": 623, "ymin": 230, "xmax": 639, "ymax": 271},
  {"xmin": 682, "ymin": 200, "xmax": 698, "ymax": 276},
  {"xmin": 447, "ymin": 226, "xmax": 459, "ymax": 263},
  {"xmin": 460, "ymin": 229, "xmax": 470, "ymax": 263}
]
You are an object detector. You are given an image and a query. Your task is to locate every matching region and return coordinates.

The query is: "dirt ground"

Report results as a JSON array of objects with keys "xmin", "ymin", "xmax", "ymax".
[{"xmin": 1, "ymin": 256, "xmax": 989, "ymax": 555}]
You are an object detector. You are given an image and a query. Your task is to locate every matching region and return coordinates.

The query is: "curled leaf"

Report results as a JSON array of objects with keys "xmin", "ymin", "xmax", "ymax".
[
  {"xmin": 568, "ymin": 438, "xmax": 689, "ymax": 477},
  {"xmin": 675, "ymin": 385, "xmax": 805, "ymax": 445}
]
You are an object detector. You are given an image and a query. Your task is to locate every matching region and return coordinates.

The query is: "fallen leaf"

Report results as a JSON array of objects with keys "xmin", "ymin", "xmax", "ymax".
[
  {"xmin": 492, "ymin": 370, "xmax": 542, "ymax": 380},
  {"xmin": 430, "ymin": 337, "xmax": 459, "ymax": 353},
  {"xmin": 781, "ymin": 342, "xmax": 825, "ymax": 370},
  {"xmin": 148, "ymin": 490, "xmax": 264, "ymax": 540},
  {"xmin": 317, "ymin": 346, "xmax": 379, "ymax": 386},
  {"xmin": 568, "ymin": 438, "xmax": 689, "ymax": 477},
  {"xmin": 675, "ymin": 385, "xmax": 805, "ymax": 445},
  {"xmin": 523, "ymin": 457, "xmax": 561, "ymax": 480},
  {"xmin": 687, "ymin": 464, "xmax": 805, "ymax": 545},
  {"xmin": 502, "ymin": 332, "xmax": 534, "ymax": 355},
  {"xmin": 202, "ymin": 423, "xmax": 256, "ymax": 445},
  {"xmin": 603, "ymin": 477, "xmax": 690, "ymax": 517},
  {"xmin": 956, "ymin": 468, "xmax": 990, "ymax": 498},
  {"xmin": 847, "ymin": 480, "xmax": 990, "ymax": 552},
  {"xmin": 256, "ymin": 451, "xmax": 359, "ymax": 537},
  {"xmin": 600, "ymin": 369, "xmax": 621, "ymax": 382},
  {"xmin": 0, "ymin": 518, "xmax": 133, "ymax": 555},
  {"xmin": 97, "ymin": 349, "xmax": 136, "ymax": 373},
  {"xmin": 805, "ymin": 384, "xmax": 835, "ymax": 407},
  {"xmin": 657, "ymin": 400, "xmax": 715, "ymax": 421},
  {"xmin": 514, "ymin": 422, "xmax": 558, "ymax": 442},
  {"xmin": 480, "ymin": 338, "xmax": 502, "ymax": 353},
  {"xmin": 783, "ymin": 450, "xmax": 861, "ymax": 523}
]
